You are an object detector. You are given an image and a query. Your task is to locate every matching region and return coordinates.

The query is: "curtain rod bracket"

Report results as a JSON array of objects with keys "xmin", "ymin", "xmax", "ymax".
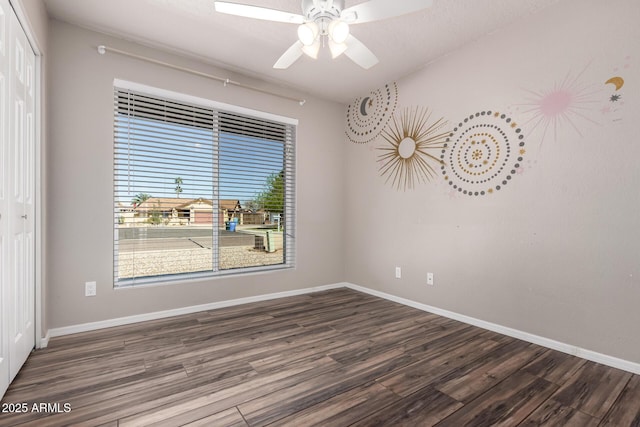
[{"xmin": 97, "ymin": 45, "xmax": 106, "ymax": 55}]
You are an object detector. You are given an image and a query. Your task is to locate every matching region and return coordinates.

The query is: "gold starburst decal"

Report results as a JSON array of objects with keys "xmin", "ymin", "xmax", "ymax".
[{"xmin": 378, "ymin": 107, "xmax": 450, "ymax": 191}]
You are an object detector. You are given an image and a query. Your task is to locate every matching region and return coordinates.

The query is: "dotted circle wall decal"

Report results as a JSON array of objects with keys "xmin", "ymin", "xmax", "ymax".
[
  {"xmin": 345, "ymin": 82, "xmax": 398, "ymax": 144},
  {"xmin": 440, "ymin": 110, "xmax": 525, "ymax": 196}
]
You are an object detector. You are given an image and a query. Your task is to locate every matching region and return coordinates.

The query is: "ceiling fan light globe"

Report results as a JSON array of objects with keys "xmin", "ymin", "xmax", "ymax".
[
  {"xmin": 328, "ymin": 20, "xmax": 349, "ymax": 44},
  {"xmin": 297, "ymin": 22, "xmax": 319, "ymax": 46},
  {"xmin": 301, "ymin": 40, "xmax": 321, "ymax": 59},
  {"xmin": 328, "ymin": 40, "xmax": 348, "ymax": 58}
]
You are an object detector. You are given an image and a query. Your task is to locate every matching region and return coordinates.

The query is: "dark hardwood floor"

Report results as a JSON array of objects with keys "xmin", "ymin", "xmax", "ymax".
[{"xmin": 1, "ymin": 288, "xmax": 639, "ymax": 426}]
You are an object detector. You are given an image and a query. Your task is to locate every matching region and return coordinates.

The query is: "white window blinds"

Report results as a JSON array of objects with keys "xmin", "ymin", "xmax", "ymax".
[{"xmin": 114, "ymin": 86, "xmax": 296, "ymax": 286}]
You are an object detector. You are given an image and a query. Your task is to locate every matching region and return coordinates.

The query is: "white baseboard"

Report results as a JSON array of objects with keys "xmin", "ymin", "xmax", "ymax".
[
  {"xmin": 45, "ymin": 282, "xmax": 345, "ymax": 341},
  {"xmin": 344, "ymin": 282, "xmax": 640, "ymax": 375},
  {"xmin": 41, "ymin": 281, "xmax": 640, "ymax": 375}
]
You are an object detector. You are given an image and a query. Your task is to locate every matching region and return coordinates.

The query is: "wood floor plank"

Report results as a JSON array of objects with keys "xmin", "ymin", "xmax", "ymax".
[
  {"xmin": 180, "ymin": 407, "xmax": 248, "ymax": 427},
  {"xmin": 180, "ymin": 318, "xmax": 305, "ymax": 347},
  {"xmin": 600, "ymin": 374, "xmax": 640, "ymax": 426},
  {"xmin": 4, "ymin": 360, "xmax": 147, "ymax": 402},
  {"xmin": 265, "ymin": 381, "xmax": 399, "ymax": 427},
  {"xmin": 12, "ymin": 369, "xmax": 262, "ymax": 427},
  {"xmin": 23, "ymin": 338, "xmax": 126, "ymax": 367},
  {"xmin": 139, "ymin": 318, "xmax": 312, "ymax": 371},
  {"xmin": 434, "ymin": 339, "xmax": 545, "ymax": 403},
  {"xmin": 550, "ymin": 361, "xmax": 631, "ymax": 418},
  {"xmin": 518, "ymin": 398, "xmax": 600, "ymax": 426},
  {"xmin": 180, "ymin": 327, "xmax": 341, "ymax": 376},
  {"xmin": 144, "ymin": 402, "xmax": 248, "ymax": 427},
  {"xmin": 116, "ymin": 357, "xmax": 340, "ymax": 427},
  {"xmin": 402, "ymin": 323, "xmax": 475, "ymax": 356},
  {"xmin": 0, "ymin": 365, "xmax": 190, "ymax": 425},
  {"xmin": 434, "ymin": 370, "xmax": 558, "ymax": 426},
  {"xmin": 1, "ymin": 288, "xmax": 638, "ymax": 426},
  {"xmin": 327, "ymin": 320, "xmax": 471, "ymax": 369},
  {"xmin": 522, "ymin": 349, "xmax": 587, "ymax": 385},
  {"xmin": 378, "ymin": 330, "xmax": 503, "ymax": 397},
  {"xmin": 0, "ymin": 367, "xmax": 192, "ymax": 426},
  {"xmin": 247, "ymin": 330, "xmax": 348, "ymax": 373},
  {"xmin": 238, "ymin": 347, "xmax": 414, "ymax": 426},
  {"xmin": 42, "ymin": 316, "xmax": 200, "ymax": 351},
  {"xmin": 350, "ymin": 386, "xmax": 463, "ymax": 427}
]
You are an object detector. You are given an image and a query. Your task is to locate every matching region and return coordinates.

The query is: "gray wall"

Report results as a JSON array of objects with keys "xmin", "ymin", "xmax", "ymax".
[
  {"xmin": 46, "ymin": 20, "xmax": 346, "ymax": 328},
  {"xmin": 344, "ymin": 0, "xmax": 640, "ymax": 363}
]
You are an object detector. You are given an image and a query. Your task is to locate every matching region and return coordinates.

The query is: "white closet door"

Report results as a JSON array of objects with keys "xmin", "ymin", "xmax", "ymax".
[
  {"xmin": 0, "ymin": 0, "xmax": 35, "ymax": 398},
  {"xmin": 8, "ymin": 1, "xmax": 35, "ymax": 383},
  {"xmin": 0, "ymin": 0, "xmax": 11, "ymax": 398}
]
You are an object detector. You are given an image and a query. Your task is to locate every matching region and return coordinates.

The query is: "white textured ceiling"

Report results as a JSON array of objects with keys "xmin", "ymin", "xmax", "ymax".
[{"xmin": 43, "ymin": 0, "xmax": 562, "ymax": 103}]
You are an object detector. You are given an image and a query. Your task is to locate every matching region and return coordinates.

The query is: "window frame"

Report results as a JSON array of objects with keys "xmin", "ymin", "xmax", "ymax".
[{"xmin": 113, "ymin": 80, "xmax": 297, "ymax": 288}]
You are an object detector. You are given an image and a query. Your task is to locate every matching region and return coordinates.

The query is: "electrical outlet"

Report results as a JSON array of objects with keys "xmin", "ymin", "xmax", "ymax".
[
  {"xmin": 85, "ymin": 281, "xmax": 97, "ymax": 297},
  {"xmin": 395, "ymin": 267, "xmax": 401, "ymax": 279},
  {"xmin": 427, "ymin": 272, "xmax": 434, "ymax": 286}
]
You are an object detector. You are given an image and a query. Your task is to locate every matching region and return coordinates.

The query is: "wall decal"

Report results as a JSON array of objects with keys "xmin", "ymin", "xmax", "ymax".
[
  {"xmin": 605, "ymin": 75, "xmax": 624, "ymax": 107},
  {"xmin": 440, "ymin": 110, "xmax": 525, "ymax": 196},
  {"xmin": 605, "ymin": 76, "xmax": 624, "ymax": 91},
  {"xmin": 377, "ymin": 107, "xmax": 449, "ymax": 191},
  {"xmin": 346, "ymin": 82, "xmax": 398, "ymax": 144},
  {"xmin": 519, "ymin": 65, "xmax": 600, "ymax": 144},
  {"xmin": 601, "ymin": 56, "xmax": 631, "ymax": 122},
  {"xmin": 609, "ymin": 93, "xmax": 622, "ymax": 102}
]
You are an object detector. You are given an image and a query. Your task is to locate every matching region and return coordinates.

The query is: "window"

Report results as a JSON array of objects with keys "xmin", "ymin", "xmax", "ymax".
[{"xmin": 113, "ymin": 82, "xmax": 296, "ymax": 286}]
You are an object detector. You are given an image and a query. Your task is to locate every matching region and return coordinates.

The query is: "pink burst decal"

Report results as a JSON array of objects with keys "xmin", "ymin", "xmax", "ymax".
[{"xmin": 519, "ymin": 65, "xmax": 601, "ymax": 145}]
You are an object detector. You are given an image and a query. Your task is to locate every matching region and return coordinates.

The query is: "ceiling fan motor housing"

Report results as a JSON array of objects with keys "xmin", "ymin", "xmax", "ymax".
[{"xmin": 302, "ymin": 0, "xmax": 345, "ymax": 34}]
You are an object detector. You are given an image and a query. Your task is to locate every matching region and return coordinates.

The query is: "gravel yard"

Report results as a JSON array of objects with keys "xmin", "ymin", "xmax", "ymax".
[{"xmin": 117, "ymin": 246, "xmax": 284, "ymax": 278}]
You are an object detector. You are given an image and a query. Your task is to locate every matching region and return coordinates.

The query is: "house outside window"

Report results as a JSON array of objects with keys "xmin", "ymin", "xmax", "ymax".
[{"xmin": 113, "ymin": 81, "xmax": 296, "ymax": 286}]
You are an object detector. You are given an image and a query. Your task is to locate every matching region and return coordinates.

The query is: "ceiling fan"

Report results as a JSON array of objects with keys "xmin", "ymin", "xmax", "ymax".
[{"xmin": 214, "ymin": 0, "xmax": 432, "ymax": 69}]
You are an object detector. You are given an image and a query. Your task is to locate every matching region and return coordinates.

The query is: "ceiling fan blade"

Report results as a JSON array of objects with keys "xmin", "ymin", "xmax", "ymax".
[
  {"xmin": 273, "ymin": 41, "xmax": 304, "ymax": 69},
  {"xmin": 214, "ymin": 1, "xmax": 305, "ymax": 24},
  {"xmin": 344, "ymin": 34, "xmax": 378, "ymax": 69},
  {"xmin": 341, "ymin": 0, "xmax": 432, "ymax": 24}
]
